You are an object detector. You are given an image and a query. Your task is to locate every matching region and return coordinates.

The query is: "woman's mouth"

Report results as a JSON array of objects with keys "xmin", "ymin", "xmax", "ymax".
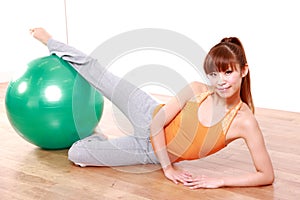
[{"xmin": 217, "ymin": 86, "xmax": 230, "ymax": 92}]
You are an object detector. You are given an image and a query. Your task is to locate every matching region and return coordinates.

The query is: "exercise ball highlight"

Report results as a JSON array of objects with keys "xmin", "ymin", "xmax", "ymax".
[{"xmin": 5, "ymin": 54, "xmax": 104, "ymax": 149}]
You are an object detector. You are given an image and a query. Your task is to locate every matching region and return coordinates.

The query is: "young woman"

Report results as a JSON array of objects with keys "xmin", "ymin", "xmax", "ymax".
[{"xmin": 30, "ymin": 28, "xmax": 274, "ymax": 189}]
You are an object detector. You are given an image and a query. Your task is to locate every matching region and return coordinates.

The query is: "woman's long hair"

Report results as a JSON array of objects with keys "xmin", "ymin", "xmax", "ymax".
[{"xmin": 204, "ymin": 37, "xmax": 254, "ymax": 113}]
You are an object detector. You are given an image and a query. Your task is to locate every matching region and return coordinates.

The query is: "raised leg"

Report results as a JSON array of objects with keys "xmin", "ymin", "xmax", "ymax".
[{"xmin": 46, "ymin": 38, "xmax": 159, "ymax": 138}]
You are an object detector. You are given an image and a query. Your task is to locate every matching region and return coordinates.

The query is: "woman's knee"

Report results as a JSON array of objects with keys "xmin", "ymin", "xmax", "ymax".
[
  {"xmin": 68, "ymin": 141, "xmax": 85, "ymax": 166},
  {"xmin": 68, "ymin": 134, "xmax": 108, "ymax": 166}
]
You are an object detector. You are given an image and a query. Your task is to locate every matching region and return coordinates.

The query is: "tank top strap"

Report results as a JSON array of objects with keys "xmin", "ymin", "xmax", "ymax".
[
  {"xmin": 194, "ymin": 90, "xmax": 213, "ymax": 103},
  {"xmin": 222, "ymin": 101, "xmax": 243, "ymax": 135}
]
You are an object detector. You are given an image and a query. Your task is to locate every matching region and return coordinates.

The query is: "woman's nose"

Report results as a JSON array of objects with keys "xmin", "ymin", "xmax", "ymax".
[{"xmin": 217, "ymin": 74, "xmax": 226, "ymax": 85}]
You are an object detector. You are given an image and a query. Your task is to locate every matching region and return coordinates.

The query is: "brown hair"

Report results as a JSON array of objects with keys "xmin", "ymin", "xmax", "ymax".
[{"xmin": 204, "ymin": 37, "xmax": 254, "ymax": 113}]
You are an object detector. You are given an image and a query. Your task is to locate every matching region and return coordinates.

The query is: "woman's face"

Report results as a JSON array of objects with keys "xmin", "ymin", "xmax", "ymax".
[{"xmin": 207, "ymin": 65, "xmax": 244, "ymax": 99}]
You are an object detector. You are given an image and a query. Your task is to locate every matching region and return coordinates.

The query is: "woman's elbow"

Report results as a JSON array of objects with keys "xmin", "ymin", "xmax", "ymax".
[
  {"xmin": 261, "ymin": 170, "xmax": 275, "ymax": 186},
  {"xmin": 267, "ymin": 172, "xmax": 275, "ymax": 185},
  {"xmin": 150, "ymin": 120, "xmax": 164, "ymax": 137}
]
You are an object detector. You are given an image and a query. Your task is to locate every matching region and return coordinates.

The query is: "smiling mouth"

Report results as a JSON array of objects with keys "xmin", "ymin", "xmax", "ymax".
[{"xmin": 217, "ymin": 86, "xmax": 230, "ymax": 91}]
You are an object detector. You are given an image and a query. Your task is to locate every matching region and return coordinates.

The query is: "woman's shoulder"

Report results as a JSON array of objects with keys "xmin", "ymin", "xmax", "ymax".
[
  {"xmin": 188, "ymin": 81, "xmax": 211, "ymax": 103},
  {"xmin": 234, "ymin": 103, "xmax": 261, "ymax": 137},
  {"xmin": 189, "ymin": 81, "xmax": 209, "ymax": 94},
  {"xmin": 187, "ymin": 81, "xmax": 211, "ymax": 101}
]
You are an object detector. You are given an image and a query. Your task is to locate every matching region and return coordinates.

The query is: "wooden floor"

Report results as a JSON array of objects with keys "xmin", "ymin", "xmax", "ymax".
[{"xmin": 1, "ymin": 82, "xmax": 299, "ymax": 200}]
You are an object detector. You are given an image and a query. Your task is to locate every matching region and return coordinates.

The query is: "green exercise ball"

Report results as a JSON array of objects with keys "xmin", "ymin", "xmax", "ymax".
[{"xmin": 5, "ymin": 54, "xmax": 104, "ymax": 149}]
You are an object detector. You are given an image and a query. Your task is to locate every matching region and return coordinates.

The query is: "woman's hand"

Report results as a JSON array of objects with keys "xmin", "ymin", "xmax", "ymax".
[
  {"xmin": 29, "ymin": 28, "xmax": 52, "ymax": 45},
  {"xmin": 183, "ymin": 175, "xmax": 224, "ymax": 189},
  {"xmin": 163, "ymin": 165, "xmax": 192, "ymax": 184}
]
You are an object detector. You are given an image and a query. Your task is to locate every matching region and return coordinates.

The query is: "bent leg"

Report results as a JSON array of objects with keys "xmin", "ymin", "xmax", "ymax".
[{"xmin": 68, "ymin": 133, "xmax": 159, "ymax": 167}]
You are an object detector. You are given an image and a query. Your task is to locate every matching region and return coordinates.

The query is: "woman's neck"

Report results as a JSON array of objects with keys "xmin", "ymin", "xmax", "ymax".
[{"xmin": 211, "ymin": 92, "xmax": 241, "ymax": 111}]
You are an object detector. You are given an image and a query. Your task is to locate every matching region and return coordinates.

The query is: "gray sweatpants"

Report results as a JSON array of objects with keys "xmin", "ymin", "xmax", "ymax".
[{"xmin": 47, "ymin": 39, "xmax": 160, "ymax": 166}]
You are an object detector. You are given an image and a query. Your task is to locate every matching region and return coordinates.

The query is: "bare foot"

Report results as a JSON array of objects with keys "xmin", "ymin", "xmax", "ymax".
[{"xmin": 30, "ymin": 28, "xmax": 52, "ymax": 45}]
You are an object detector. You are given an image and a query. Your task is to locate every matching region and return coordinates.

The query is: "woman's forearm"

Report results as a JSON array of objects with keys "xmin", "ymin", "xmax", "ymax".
[
  {"xmin": 183, "ymin": 171, "xmax": 274, "ymax": 189},
  {"xmin": 150, "ymin": 127, "xmax": 172, "ymax": 171},
  {"xmin": 223, "ymin": 171, "xmax": 274, "ymax": 187}
]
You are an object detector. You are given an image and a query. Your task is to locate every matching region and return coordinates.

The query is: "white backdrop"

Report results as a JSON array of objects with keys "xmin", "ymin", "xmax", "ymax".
[{"xmin": 1, "ymin": 0, "xmax": 299, "ymax": 112}]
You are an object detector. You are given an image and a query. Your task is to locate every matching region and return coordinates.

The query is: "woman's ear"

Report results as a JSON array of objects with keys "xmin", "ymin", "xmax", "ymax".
[{"xmin": 242, "ymin": 64, "xmax": 249, "ymax": 77}]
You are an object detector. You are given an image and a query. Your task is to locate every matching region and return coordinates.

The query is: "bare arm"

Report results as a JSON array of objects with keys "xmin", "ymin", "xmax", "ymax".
[
  {"xmin": 184, "ymin": 112, "xmax": 274, "ymax": 189},
  {"xmin": 151, "ymin": 81, "xmax": 208, "ymax": 184},
  {"xmin": 222, "ymin": 117, "xmax": 274, "ymax": 187}
]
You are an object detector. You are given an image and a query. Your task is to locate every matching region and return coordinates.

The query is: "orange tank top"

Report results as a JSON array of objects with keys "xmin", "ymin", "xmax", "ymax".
[{"xmin": 151, "ymin": 91, "xmax": 242, "ymax": 162}]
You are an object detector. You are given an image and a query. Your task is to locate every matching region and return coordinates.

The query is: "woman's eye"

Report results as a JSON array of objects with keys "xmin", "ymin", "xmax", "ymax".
[
  {"xmin": 225, "ymin": 70, "xmax": 233, "ymax": 75},
  {"xmin": 209, "ymin": 72, "xmax": 218, "ymax": 77}
]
